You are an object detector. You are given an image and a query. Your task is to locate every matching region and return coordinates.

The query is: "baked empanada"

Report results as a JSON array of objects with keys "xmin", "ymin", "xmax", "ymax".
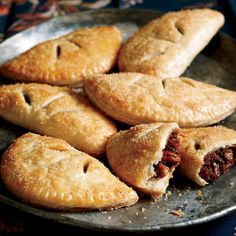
[
  {"xmin": 119, "ymin": 9, "xmax": 224, "ymax": 78},
  {"xmin": 106, "ymin": 123, "xmax": 180, "ymax": 199},
  {"xmin": 0, "ymin": 26, "xmax": 122, "ymax": 86},
  {"xmin": 0, "ymin": 83, "xmax": 116, "ymax": 157},
  {"xmin": 1, "ymin": 133, "xmax": 138, "ymax": 210},
  {"xmin": 83, "ymin": 73, "xmax": 236, "ymax": 127},
  {"xmin": 177, "ymin": 126, "xmax": 236, "ymax": 186}
]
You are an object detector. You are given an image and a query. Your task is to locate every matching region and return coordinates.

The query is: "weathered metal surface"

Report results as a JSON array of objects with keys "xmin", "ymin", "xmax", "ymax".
[{"xmin": 0, "ymin": 9, "xmax": 236, "ymax": 232}]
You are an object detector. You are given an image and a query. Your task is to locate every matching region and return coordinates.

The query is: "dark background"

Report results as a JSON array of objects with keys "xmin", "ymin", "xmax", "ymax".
[{"xmin": 0, "ymin": 0, "xmax": 235, "ymax": 235}]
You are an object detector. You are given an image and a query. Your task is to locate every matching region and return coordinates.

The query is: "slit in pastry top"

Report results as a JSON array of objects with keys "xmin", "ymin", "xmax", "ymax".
[
  {"xmin": 177, "ymin": 126, "xmax": 236, "ymax": 186},
  {"xmin": 83, "ymin": 72, "xmax": 236, "ymax": 128},
  {"xmin": 106, "ymin": 123, "xmax": 180, "ymax": 199},
  {"xmin": 0, "ymin": 133, "xmax": 138, "ymax": 211},
  {"xmin": 0, "ymin": 26, "xmax": 122, "ymax": 86},
  {"xmin": 0, "ymin": 83, "xmax": 117, "ymax": 157},
  {"xmin": 118, "ymin": 9, "xmax": 224, "ymax": 78}
]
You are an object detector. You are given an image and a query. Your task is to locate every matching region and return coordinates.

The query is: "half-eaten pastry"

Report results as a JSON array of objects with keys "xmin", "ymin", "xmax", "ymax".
[
  {"xmin": 119, "ymin": 9, "xmax": 224, "ymax": 78},
  {"xmin": 177, "ymin": 126, "xmax": 236, "ymax": 186},
  {"xmin": 0, "ymin": 26, "xmax": 122, "ymax": 86},
  {"xmin": 83, "ymin": 72, "xmax": 236, "ymax": 127},
  {"xmin": 106, "ymin": 123, "xmax": 181, "ymax": 199},
  {"xmin": 0, "ymin": 133, "xmax": 138, "ymax": 211},
  {"xmin": 0, "ymin": 83, "xmax": 117, "ymax": 157}
]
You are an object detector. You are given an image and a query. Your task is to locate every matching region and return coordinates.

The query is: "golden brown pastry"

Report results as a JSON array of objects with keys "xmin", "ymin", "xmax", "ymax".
[
  {"xmin": 0, "ymin": 83, "xmax": 116, "ymax": 157},
  {"xmin": 177, "ymin": 126, "xmax": 236, "ymax": 186},
  {"xmin": 83, "ymin": 72, "xmax": 236, "ymax": 127},
  {"xmin": 119, "ymin": 9, "xmax": 224, "ymax": 78},
  {"xmin": 0, "ymin": 26, "xmax": 122, "ymax": 86},
  {"xmin": 1, "ymin": 133, "xmax": 138, "ymax": 210},
  {"xmin": 106, "ymin": 123, "xmax": 180, "ymax": 199}
]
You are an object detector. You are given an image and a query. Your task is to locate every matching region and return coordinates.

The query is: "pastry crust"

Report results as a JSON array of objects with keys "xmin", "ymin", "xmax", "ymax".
[
  {"xmin": 106, "ymin": 123, "xmax": 179, "ymax": 199},
  {"xmin": 0, "ymin": 83, "xmax": 117, "ymax": 157},
  {"xmin": 119, "ymin": 9, "xmax": 224, "ymax": 78},
  {"xmin": 83, "ymin": 72, "xmax": 236, "ymax": 127},
  {"xmin": 0, "ymin": 133, "xmax": 138, "ymax": 210},
  {"xmin": 177, "ymin": 126, "xmax": 236, "ymax": 186},
  {"xmin": 0, "ymin": 26, "xmax": 122, "ymax": 86}
]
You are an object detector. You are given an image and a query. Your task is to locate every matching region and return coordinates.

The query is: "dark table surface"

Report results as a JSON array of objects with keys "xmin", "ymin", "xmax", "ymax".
[{"xmin": 0, "ymin": 0, "xmax": 236, "ymax": 235}]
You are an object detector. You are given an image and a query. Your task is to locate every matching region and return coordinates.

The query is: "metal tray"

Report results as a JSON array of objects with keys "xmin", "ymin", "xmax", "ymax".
[{"xmin": 0, "ymin": 9, "xmax": 236, "ymax": 232}]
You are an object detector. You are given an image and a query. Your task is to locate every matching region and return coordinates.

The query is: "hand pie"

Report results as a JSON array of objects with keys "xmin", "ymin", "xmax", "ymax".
[
  {"xmin": 0, "ymin": 26, "xmax": 122, "ymax": 86},
  {"xmin": 106, "ymin": 123, "xmax": 180, "ymax": 199},
  {"xmin": 0, "ymin": 83, "xmax": 116, "ymax": 157},
  {"xmin": 83, "ymin": 73, "xmax": 236, "ymax": 127},
  {"xmin": 177, "ymin": 126, "xmax": 236, "ymax": 186},
  {"xmin": 0, "ymin": 133, "xmax": 138, "ymax": 210},
  {"xmin": 119, "ymin": 9, "xmax": 224, "ymax": 78}
]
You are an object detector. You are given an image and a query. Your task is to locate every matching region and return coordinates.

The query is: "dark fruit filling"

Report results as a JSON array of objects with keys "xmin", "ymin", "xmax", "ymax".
[
  {"xmin": 153, "ymin": 130, "xmax": 181, "ymax": 178},
  {"xmin": 199, "ymin": 147, "xmax": 235, "ymax": 182}
]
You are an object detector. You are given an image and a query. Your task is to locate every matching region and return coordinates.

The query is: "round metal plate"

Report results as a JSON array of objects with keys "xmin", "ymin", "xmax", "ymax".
[{"xmin": 0, "ymin": 9, "xmax": 236, "ymax": 232}]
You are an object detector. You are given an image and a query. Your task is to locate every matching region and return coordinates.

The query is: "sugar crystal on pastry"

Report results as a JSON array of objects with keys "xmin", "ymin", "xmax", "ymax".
[
  {"xmin": 106, "ymin": 123, "xmax": 181, "ymax": 199},
  {"xmin": 0, "ymin": 26, "xmax": 122, "ymax": 86},
  {"xmin": 119, "ymin": 9, "xmax": 224, "ymax": 78},
  {"xmin": 0, "ymin": 83, "xmax": 117, "ymax": 157},
  {"xmin": 0, "ymin": 133, "xmax": 138, "ymax": 210},
  {"xmin": 177, "ymin": 126, "xmax": 236, "ymax": 186},
  {"xmin": 84, "ymin": 72, "xmax": 236, "ymax": 128}
]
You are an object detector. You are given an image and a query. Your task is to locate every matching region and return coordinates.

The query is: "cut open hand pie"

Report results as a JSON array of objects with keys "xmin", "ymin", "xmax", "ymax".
[
  {"xmin": 84, "ymin": 73, "xmax": 236, "ymax": 128},
  {"xmin": 177, "ymin": 126, "xmax": 236, "ymax": 186},
  {"xmin": 0, "ymin": 83, "xmax": 117, "ymax": 157},
  {"xmin": 106, "ymin": 123, "xmax": 180, "ymax": 199},
  {"xmin": 0, "ymin": 133, "xmax": 138, "ymax": 210},
  {"xmin": 119, "ymin": 9, "xmax": 224, "ymax": 78},
  {"xmin": 0, "ymin": 26, "xmax": 122, "ymax": 86}
]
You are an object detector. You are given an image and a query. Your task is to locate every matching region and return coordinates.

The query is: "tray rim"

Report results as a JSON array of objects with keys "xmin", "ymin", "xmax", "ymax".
[
  {"xmin": 0, "ymin": 8, "xmax": 236, "ymax": 232},
  {"xmin": 1, "ymin": 193, "xmax": 236, "ymax": 232}
]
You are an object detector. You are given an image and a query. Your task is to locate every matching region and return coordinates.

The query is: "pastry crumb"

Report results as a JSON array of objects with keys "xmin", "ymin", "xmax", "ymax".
[
  {"xmin": 170, "ymin": 209, "xmax": 184, "ymax": 217},
  {"xmin": 196, "ymin": 190, "xmax": 203, "ymax": 197},
  {"xmin": 167, "ymin": 190, "xmax": 172, "ymax": 196},
  {"xmin": 144, "ymin": 216, "xmax": 147, "ymax": 219},
  {"xmin": 107, "ymin": 216, "xmax": 111, "ymax": 220},
  {"xmin": 178, "ymin": 193, "xmax": 182, "ymax": 197},
  {"xmin": 135, "ymin": 212, "xmax": 139, "ymax": 216},
  {"xmin": 229, "ymin": 182, "xmax": 234, "ymax": 186},
  {"xmin": 141, "ymin": 207, "xmax": 146, "ymax": 212},
  {"xmin": 128, "ymin": 220, "xmax": 132, "ymax": 224}
]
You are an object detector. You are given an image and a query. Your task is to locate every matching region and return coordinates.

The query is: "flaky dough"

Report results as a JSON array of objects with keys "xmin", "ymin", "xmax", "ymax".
[
  {"xmin": 84, "ymin": 72, "xmax": 236, "ymax": 127},
  {"xmin": 178, "ymin": 126, "xmax": 236, "ymax": 186},
  {"xmin": 119, "ymin": 9, "xmax": 224, "ymax": 78},
  {"xmin": 0, "ymin": 83, "xmax": 117, "ymax": 157},
  {"xmin": 0, "ymin": 26, "xmax": 122, "ymax": 86},
  {"xmin": 107, "ymin": 123, "xmax": 179, "ymax": 199},
  {"xmin": 1, "ymin": 133, "xmax": 138, "ymax": 210}
]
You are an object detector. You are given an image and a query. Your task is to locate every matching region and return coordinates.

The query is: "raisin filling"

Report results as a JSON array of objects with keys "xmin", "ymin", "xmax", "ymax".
[
  {"xmin": 199, "ymin": 147, "xmax": 235, "ymax": 182},
  {"xmin": 153, "ymin": 130, "xmax": 180, "ymax": 178}
]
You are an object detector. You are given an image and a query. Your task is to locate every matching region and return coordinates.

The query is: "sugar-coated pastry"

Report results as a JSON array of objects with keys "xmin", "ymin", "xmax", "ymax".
[
  {"xmin": 83, "ymin": 72, "xmax": 236, "ymax": 127},
  {"xmin": 119, "ymin": 9, "xmax": 224, "ymax": 78},
  {"xmin": 0, "ymin": 133, "xmax": 138, "ymax": 210},
  {"xmin": 106, "ymin": 123, "xmax": 180, "ymax": 199},
  {"xmin": 0, "ymin": 26, "xmax": 122, "ymax": 86},
  {"xmin": 0, "ymin": 83, "xmax": 117, "ymax": 157},
  {"xmin": 177, "ymin": 126, "xmax": 236, "ymax": 186}
]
